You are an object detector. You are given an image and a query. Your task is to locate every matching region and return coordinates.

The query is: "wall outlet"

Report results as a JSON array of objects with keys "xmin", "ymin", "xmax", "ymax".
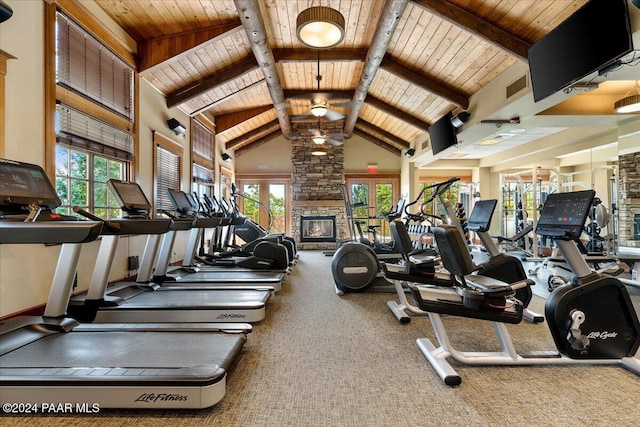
[{"xmin": 128, "ymin": 255, "xmax": 139, "ymax": 271}]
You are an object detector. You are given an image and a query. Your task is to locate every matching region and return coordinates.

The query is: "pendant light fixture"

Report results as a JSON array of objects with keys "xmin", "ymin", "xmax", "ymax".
[
  {"xmin": 296, "ymin": 6, "xmax": 345, "ymax": 49},
  {"xmin": 614, "ymin": 81, "xmax": 640, "ymax": 114}
]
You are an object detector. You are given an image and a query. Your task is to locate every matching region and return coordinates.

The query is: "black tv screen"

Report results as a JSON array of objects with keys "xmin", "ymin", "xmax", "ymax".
[
  {"xmin": 429, "ymin": 111, "xmax": 457, "ymax": 155},
  {"xmin": 528, "ymin": 0, "xmax": 633, "ymax": 103}
]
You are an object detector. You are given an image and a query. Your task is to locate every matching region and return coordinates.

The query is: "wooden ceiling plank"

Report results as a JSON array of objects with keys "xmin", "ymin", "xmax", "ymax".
[
  {"xmin": 356, "ymin": 119, "xmax": 410, "ymax": 150},
  {"xmin": 234, "ymin": 0, "xmax": 291, "ymax": 138},
  {"xmin": 215, "ymin": 105, "xmax": 274, "ymax": 133},
  {"xmin": 187, "ymin": 79, "xmax": 266, "ymax": 116},
  {"xmin": 353, "ymin": 128, "xmax": 401, "ymax": 156},
  {"xmin": 380, "ymin": 57, "xmax": 469, "ymax": 110},
  {"xmin": 364, "ymin": 95, "xmax": 429, "ymax": 131},
  {"xmin": 343, "ymin": 0, "xmax": 410, "ymax": 137},
  {"xmin": 225, "ymin": 119, "xmax": 281, "ymax": 150},
  {"xmin": 166, "ymin": 55, "xmax": 259, "ymax": 108},
  {"xmin": 411, "ymin": 0, "xmax": 531, "ymax": 61}
]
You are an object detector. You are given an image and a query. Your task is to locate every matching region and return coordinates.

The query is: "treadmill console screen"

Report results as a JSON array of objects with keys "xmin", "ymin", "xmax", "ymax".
[
  {"xmin": 536, "ymin": 190, "xmax": 595, "ymax": 239},
  {"xmin": 0, "ymin": 158, "xmax": 61, "ymax": 209},
  {"xmin": 167, "ymin": 189, "xmax": 196, "ymax": 216},
  {"xmin": 467, "ymin": 199, "xmax": 497, "ymax": 232},
  {"xmin": 107, "ymin": 179, "xmax": 151, "ymax": 212}
]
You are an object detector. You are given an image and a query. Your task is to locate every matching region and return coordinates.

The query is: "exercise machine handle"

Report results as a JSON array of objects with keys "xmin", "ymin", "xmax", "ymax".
[{"xmin": 72, "ymin": 206, "xmax": 121, "ymax": 231}]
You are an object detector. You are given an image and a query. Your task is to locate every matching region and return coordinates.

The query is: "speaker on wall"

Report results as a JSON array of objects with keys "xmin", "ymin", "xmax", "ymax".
[
  {"xmin": 0, "ymin": 1, "xmax": 13, "ymax": 23},
  {"xmin": 167, "ymin": 118, "xmax": 186, "ymax": 136}
]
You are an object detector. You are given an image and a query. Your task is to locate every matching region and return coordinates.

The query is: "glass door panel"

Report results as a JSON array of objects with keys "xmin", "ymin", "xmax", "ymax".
[{"xmin": 269, "ymin": 183, "xmax": 286, "ymax": 234}]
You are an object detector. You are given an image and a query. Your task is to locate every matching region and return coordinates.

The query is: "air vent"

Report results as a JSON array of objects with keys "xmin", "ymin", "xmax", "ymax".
[{"xmin": 506, "ymin": 75, "xmax": 527, "ymax": 99}]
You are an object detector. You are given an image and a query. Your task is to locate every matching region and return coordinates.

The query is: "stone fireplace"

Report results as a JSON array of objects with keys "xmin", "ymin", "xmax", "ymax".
[
  {"xmin": 618, "ymin": 152, "xmax": 640, "ymax": 247},
  {"xmin": 290, "ymin": 133, "xmax": 346, "ymax": 250}
]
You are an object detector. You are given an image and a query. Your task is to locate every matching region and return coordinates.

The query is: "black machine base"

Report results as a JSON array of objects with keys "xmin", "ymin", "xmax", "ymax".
[{"xmin": 545, "ymin": 276, "xmax": 640, "ymax": 359}]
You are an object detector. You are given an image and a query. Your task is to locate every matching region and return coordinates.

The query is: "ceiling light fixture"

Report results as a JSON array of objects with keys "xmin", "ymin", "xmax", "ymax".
[
  {"xmin": 310, "ymin": 103, "xmax": 329, "ymax": 117},
  {"xmin": 614, "ymin": 81, "xmax": 640, "ymax": 114},
  {"xmin": 312, "ymin": 135, "xmax": 326, "ymax": 144},
  {"xmin": 296, "ymin": 6, "xmax": 345, "ymax": 49}
]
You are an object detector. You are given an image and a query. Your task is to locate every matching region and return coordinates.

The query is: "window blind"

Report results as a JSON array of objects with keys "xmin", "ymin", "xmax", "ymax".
[
  {"xmin": 193, "ymin": 162, "xmax": 214, "ymax": 184},
  {"xmin": 156, "ymin": 144, "xmax": 181, "ymax": 213},
  {"xmin": 191, "ymin": 119, "xmax": 214, "ymax": 164},
  {"xmin": 56, "ymin": 11, "xmax": 134, "ymax": 120},
  {"xmin": 56, "ymin": 104, "xmax": 134, "ymax": 160}
]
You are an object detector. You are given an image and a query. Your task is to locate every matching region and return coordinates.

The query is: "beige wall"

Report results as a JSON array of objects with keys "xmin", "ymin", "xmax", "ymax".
[
  {"xmin": 234, "ymin": 131, "xmax": 403, "ymax": 175},
  {"xmin": 0, "ymin": 1, "xmax": 186, "ymax": 317}
]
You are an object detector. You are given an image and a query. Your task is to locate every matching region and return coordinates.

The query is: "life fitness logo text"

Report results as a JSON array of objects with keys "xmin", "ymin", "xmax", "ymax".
[
  {"xmin": 586, "ymin": 331, "xmax": 619, "ymax": 340},
  {"xmin": 135, "ymin": 393, "xmax": 188, "ymax": 403}
]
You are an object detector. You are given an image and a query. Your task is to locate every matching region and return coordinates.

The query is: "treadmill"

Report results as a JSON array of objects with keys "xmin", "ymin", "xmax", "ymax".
[
  {"xmin": 148, "ymin": 189, "xmax": 287, "ymax": 291},
  {"xmin": 67, "ymin": 179, "xmax": 272, "ymax": 323},
  {"xmin": 139, "ymin": 186, "xmax": 286, "ymax": 292},
  {"xmin": 0, "ymin": 159, "xmax": 250, "ymax": 409}
]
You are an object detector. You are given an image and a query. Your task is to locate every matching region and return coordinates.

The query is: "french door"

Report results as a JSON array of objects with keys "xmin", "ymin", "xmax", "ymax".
[
  {"xmin": 345, "ymin": 175, "xmax": 399, "ymax": 242},
  {"xmin": 235, "ymin": 176, "xmax": 291, "ymax": 235}
]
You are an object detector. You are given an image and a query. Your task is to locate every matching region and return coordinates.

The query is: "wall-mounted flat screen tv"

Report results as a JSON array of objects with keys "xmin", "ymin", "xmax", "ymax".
[
  {"xmin": 528, "ymin": 0, "xmax": 633, "ymax": 103},
  {"xmin": 429, "ymin": 111, "xmax": 457, "ymax": 155}
]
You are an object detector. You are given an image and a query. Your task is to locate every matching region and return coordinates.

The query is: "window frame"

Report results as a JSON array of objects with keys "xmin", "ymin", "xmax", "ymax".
[
  {"xmin": 45, "ymin": 2, "xmax": 138, "ymax": 188},
  {"xmin": 55, "ymin": 145, "xmax": 124, "ymax": 219},
  {"xmin": 153, "ymin": 131, "xmax": 184, "ymax": 216}
]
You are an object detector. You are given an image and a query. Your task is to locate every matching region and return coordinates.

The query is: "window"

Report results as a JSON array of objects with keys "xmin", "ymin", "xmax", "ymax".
[
  {"xmin": 52, "ymin": 10, "xmax": 135, "ymax": 218},
  {"xmin": 191, "ymin": 119, "xmax": 215, "ymax": 200},
  {"xmin": 55, "ymin": 146, "xmax": 123, "ymax": 219},
  {"xmin": 154, "ymin": 131, "xmax": 183, "ymax": 214},
  {"xmin": 193, "ymin": 163, "xmax": 214, "ymax": 200},
  {"xmin": 345, "ymin": 175, "xmax": 399, "ymax": 241},
  {"xmin": 56, "ymin": 12, "xmax": 134, "ymax": 119},
  {"xmin": 235, "ymin": 176, "xmax": 292, "ymax": 234}
]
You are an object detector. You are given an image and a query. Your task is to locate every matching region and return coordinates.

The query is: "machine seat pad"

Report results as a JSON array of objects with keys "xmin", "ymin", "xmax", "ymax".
[{"xmin": 409, "ymin": 284, "xmax": 523, "ymax": 324}]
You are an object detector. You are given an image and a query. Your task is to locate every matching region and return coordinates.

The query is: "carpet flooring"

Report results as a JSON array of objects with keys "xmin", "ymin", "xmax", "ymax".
[{"xmin": 3, "ymin": 250, "xmax": 640, "ymax": 426}]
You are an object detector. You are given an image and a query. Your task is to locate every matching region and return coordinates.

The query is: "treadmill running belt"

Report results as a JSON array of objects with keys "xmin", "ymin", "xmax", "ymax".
[
  {"xmin": 177, "ymin": 271, "xmax": 283, "ymax": 282},
  {"xmin": 0, "ymin": 331, "xmax": 244, "ymax": 369},
  {"xmin": 113, "ymin": 289, "xmax": 270, "ymax": 308}
]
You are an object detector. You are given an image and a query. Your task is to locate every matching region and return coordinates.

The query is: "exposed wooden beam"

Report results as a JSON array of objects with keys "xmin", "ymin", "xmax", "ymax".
[
  {"xmin": 166, "ymin": 55, "xmax": 259, "ymax": 108},
  {"xmin": 235, "ymin": 129, "xmax": 282, "ymax": 156},
  {"xmin": 353, "ymin": 128, "xmax": 401, "ymax": 156},
  {"xmin": 224, "ymin": 120, "xmax": 281, "ymax": 150},
  {"xmin": 411, "ymin": 0, "xmax": 531, "ymax": 61},
  {"xmin": 234, "ymin": 0, "xmax": 291, "ymax": 138},
  {"xmin": 380, "ymin": 57, "xmax": 469, "ymax": 109},
  {"xmin": 215, "ymin": 105, "xmax": 274, "ymax": 134},
  {"xmin": 284, "ymin": 90, "xmax": 352, "ymax": 101},
  {"xmin": 356, "ymin": 119, "xmax": 411, "ymax": 150},
  {"xmin": 273, "ymin": 48, "xmax": 368, "ymax": 62},
  {"xmin": 138, "ymin": 21, "xmax": 243, "ymax": 73},
  {"xmin": 364, "ymin": 95, "xmax": 430, "ymax": 132},
  {"xmin": 189, "ymin": 79, "xmax": 266, "ymax": 116},
  {"xmin": 343, "ymin": 0, "xmax": 409, "ymax": 137}
]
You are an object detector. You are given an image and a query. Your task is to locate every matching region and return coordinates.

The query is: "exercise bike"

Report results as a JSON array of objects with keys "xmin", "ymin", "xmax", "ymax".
[
  {"xmin": 385, "ymin": 197, "xmax": 543, "ymax": 324},
  {"xmin": 410, "ymin": 190, "xmax": 640, "ymax": 386}
]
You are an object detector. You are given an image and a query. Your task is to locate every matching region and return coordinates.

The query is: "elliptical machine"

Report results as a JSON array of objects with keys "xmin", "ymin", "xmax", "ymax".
[
  {"xmin": 228, "ymin": 184, "xmax": 297, "ymax": 265},
  {"xmin": 331, "ymin": 184, "xmax": 404, "ymax": 294}
]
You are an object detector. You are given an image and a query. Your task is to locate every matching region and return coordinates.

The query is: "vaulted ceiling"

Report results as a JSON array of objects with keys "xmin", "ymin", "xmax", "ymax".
[{"xmin": 94, "ymin": 0, "xmax": 638, "ymax": 163}]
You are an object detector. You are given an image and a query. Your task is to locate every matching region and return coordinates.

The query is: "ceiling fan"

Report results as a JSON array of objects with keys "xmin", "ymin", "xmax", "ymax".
[
  {"xmin": 307, "ymin": 120, "xmax": 347, "ymax": 146},
  {"xmin": 290, "ymin": 51, "xmax": 354, "ymax": 122}
]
